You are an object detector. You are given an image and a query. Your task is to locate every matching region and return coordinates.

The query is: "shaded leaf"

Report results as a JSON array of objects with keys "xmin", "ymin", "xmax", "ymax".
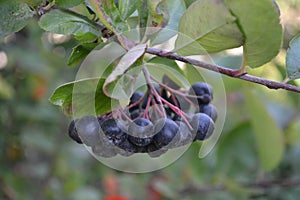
[
  {"xmin": 49, "ymin": 78, "xmax": 117, "ymax": 117},
  {"xmin": 118, "ymin": 0, "xmax": 142, "ymax": 20},
  {"xmin": 150, "ymin": 0, "xmax": 186, "ymax": 45},
  {"xmin": 148, "ymin": 0, "xmax": 165, "ymax": 28},
  {"xmin": 38, "ymin": 9, "xmax": 101, "ymax": 38},
  {"xmin": 101, "ymin": 0, "xmax": 128, "ymax": 32},
  {"xmin": 56, "ymin": 0, "xmax": 84, "ymax": 8},
  {"xmin": 286, "ymin": 34, "xmax": 300, "ymax": 80},
  {"xmin": 175, "ymin": 0, "xmax": 244, "ymax": 55},
  {"xmin": 0, "ymin": 0, "xmax": 34, "ymax": 38},
  {"xmin": 244, "ymin": 87, "xmax": 284, "ymax": 171},
  {"xmin": 18, "ymin": 0, "xmax": 41, "ymax": 8},
  {"xmin": 224, "ymin": 0, "xmax": 283, "ymax": 68},
  {"xmin": 103, "ymin": 44, "xmax": 147, "ymax": 98},
  {"xmin": 74, "ymin": 32, "xmax": 98, "ymax": 42},
  {"xmin": 217, "ymin": 123, "xmax": 257, "ymax": 177},
  {"xmin": 68, "ymin": 41, "xmax": 102, "ymax": 67}
]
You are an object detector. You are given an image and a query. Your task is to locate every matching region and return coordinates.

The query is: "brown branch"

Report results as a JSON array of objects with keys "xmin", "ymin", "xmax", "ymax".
[{"xmin": 146, "ymin": 48, "xmax": 300, "ymax": 94}]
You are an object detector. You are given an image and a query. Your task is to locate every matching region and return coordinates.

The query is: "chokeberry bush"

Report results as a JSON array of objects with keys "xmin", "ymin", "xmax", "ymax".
[{"xmin": 2, "ymin": 0, "xmax": 300, "ymax": 198}]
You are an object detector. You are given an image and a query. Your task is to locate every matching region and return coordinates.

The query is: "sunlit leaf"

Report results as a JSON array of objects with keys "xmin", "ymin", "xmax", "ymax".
[
  {"xmin": 223, "ymin": 0, "xmax": 283, "ymax": 68},
  {"xmin": 150, "ymin": 0, "xmax": 186, "ymax": 45},
  {"xmin": 49, "ymin": 78, "xmax": 117, "ymax": 117},
  {"xmin": 103, "ymin": 44, "xmax": 147, "ymax": 98},
  {"xmin": 286, "ymin": 34, "xmax": 300, "ymax": 80},
  {"xmin": 175, "ymin": 0, "xmax": 244, "ymax": 55}
]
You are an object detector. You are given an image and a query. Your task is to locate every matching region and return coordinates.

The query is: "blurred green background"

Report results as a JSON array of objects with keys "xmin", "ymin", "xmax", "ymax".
[{"xmin": 1, "ymin": 0, "xmax": 300, "ymax": 199}]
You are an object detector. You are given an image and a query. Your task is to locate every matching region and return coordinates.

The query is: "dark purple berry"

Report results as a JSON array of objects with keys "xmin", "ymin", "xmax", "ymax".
[
  {"xmin": 129, "ymin": 91, "xmax": 144, "ymax": 112},
  {"xmin": 76, "ymin": 116, "xmax": 101, "ymax": 146},
  {"xmin": 200, "ymin": 104, "xmax": 218, "ymax": 122},
  {"xmin": 191, "ymin": 113, "xmax": 215, "ymax": 141},
  {"xmin": 101, "ymin": 118, "xmax": 127, "ymax": 145},
  {"xmin": 68, "ymin": 119, "xmax": 82, "ymax": 144},
  {"xmin": 175, "ymin": 121, "xmax": 193, "ymax": 146},
  {"xmin": 153, "ymin": 118, "xmax": 179, "ymax": 149},
  {"xmin": 128, "ymin": 118, "xmax": 154, "ymax": 146},
  {"xmin": 189, "ymin": 82, "xmax": 213, "ymax": 104},
  {"xmin": 130, "ymin": 109, "xmax": 144, "ymax": 120},
  {"xmin": 147, "ymin": 143, "xmax": 168, "ymax": 158}
]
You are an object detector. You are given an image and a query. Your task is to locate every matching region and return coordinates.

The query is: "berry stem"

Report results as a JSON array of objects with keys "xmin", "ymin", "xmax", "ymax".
[
  {"xmin": 150, "ymin": 75, "xmax": 203, "ymax": 103},
  {"xmin": 160, "ymin": 98, "xmax": 193, "ymax": 130},
  {"xmin": 142, "ymin": 62, "xmax": 166, "ymax": 118}
]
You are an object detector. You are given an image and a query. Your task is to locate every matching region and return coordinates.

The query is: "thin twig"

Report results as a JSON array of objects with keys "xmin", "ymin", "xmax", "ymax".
[{"xmin": 146, "ymin": 48, "xmax": 300, "ymax": 94}]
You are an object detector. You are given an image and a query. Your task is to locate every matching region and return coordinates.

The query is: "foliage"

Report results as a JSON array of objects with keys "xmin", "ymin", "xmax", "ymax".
[{"xmin": 1, "ymin": 0, "xmax": 300, "ymax": 199}]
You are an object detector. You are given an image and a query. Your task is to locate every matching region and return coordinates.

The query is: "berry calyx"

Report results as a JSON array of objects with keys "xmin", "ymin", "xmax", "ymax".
[{"xmin": 189, "ymin": 82, "xmax": 213, "ymax": 104}]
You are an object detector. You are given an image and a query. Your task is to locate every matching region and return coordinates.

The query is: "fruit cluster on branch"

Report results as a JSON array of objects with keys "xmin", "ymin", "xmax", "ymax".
[{"xmin": 68, "ymin": 82, "xmax": 217, "ymax": 157}]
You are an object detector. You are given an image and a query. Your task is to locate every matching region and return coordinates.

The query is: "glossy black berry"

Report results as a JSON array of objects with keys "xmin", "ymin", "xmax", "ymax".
[
  {"xmin": 115, "ymin": 139, "xmax": 136, "ymax": 156},
  {"xmin": 128, "ymin": 118, "xmax": 154, "ymax": 146},
  {"xmin": 147, "ymin": 143, "xmax": 168, "ymax": 158},
  {"xmin": 76, "ymin": 116, "xmax": 101, "ymax": 146},
  {"xmin": 92, "ymin": 138, "xmax": 117, "ymax": 158},
  {"xmin": 189, "ymin": 82, "xmax": 213, "ymax": 104},
  {"xmin": 68, "ymin": 119, "xmax": 82, "ymax": 144},
  {"xmin": 130, "ymin": 109, "xmax": 144, "ymax": 120},
  {"xmin": 153, "ymin": 118, "xmax": 179, "ymax": 149},
  {"xmin": 175, "ymin": 121, "xmax": 193, "ymax": 146},
  {"xmin": 101, "ymin": 118, "xmax": 127, "ymax": 145},
  {"xmin": 200, "ymin": 104, "xmax": 218, "ymax": 122},
  {"xmin": 129, "ymin": 91, "xmax": 144, "ymax": 112},
  {"xmin": 191, "ymin": 113, "xmax": 215, "ymax": 141}
]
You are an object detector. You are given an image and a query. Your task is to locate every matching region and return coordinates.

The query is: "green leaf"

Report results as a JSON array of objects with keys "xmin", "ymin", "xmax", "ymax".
[
  {"xmin": 38, "ymin": 9, "xmax": 101, "ymax": 38},
  {"xmin": 101, "ymin": 0, "xmax": 128, "ymax": 32},
  {"xmin": 175, "ymin": 0, "xmax": 244, "ymax": 55},
  {"xmin": 68, "ymin": 42, "xmax": 101, "ymax": 67},
  {"xmin": 0, "ymin": 0, "xmax": 34, "ymax": 38},
  {"xmin": 118, "ymin": 0, "xmax": 142, "ymax": 20},
  {"xmin": 244, "ymin": 87, "xmax": 284, "ymax": 171},
  {"xmin": 18, "ymin": 0, "xmax": 41, "ymax": 8},
  {"xmin": 224, "ymin": 0, "xmax": 283, "ymax": 68},
  {"xmin": 55, "ymin": 0, "xmax": 84, "ymax": 8},
  {"xmin": 217, "ymin": 123, "xmax": 257, "ymax": 176},
  {"xmin": 286, "ymin": 34, "xmax": 300, "ymax": 80},
  {"xmin": 49, "ymin": 78, "xmax": 117, "ymax": 117},
  {"xmin": 148, "ymin": 0, "xmax": 165, "ymax": 28},
  {"xmin": 150, "ymin": 0, "xmax": 186, "ymax": 45},
  {"xmin": 103, "ymin": 44, "xmax": 147, "ymax": 98}
]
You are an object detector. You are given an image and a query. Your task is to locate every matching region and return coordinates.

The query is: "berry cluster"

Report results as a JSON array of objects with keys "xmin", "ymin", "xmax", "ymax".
[{"xmin": 68, "ymin": 82, "xmax": 217, "ymax": 157}]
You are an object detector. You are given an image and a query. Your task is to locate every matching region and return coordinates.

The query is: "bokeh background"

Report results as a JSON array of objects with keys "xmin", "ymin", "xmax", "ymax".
[{"xmin": 1, "ymin": 0, "xmax": 300, "ymax": 199}]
